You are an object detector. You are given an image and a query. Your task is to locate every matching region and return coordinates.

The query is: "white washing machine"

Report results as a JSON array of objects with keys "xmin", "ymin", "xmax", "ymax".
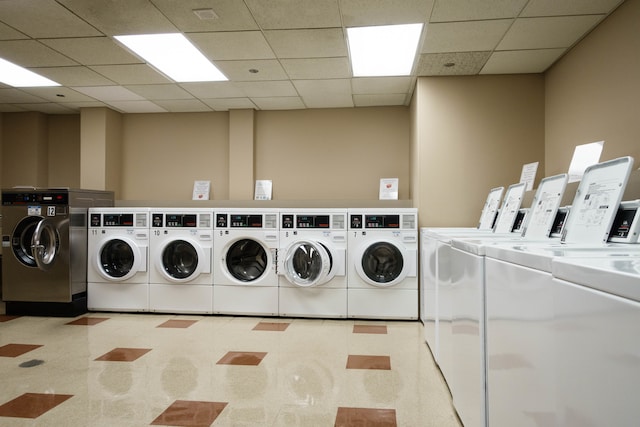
[
  {"xmin": 347, "ymin": 208, "xmax": 418, "ymax": 320},
  {"xmin": 551, "ymin": 254, "xmax": 640, "ymax": 426},
  {"xmin": 87, "ymin": 207, "xmax": 150, "ymax": 312},
  {"xmin": 149, "ymin": 208, "xmax": 213, "ymax": 314},
  {"xmin": 213, "ymin": 208, "xmax": 279, "ymax": 316},
  {"xmin": 278, "ymin": 209, "xmax": 347, "ymax": 318}
]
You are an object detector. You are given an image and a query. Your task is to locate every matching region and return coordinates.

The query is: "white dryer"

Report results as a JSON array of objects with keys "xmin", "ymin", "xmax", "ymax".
[
  {"xmin": 347, "ymin": 208, "xmax": 418, "ymax": 319},
  {"xmin": 278, "ymin": 209, "xmax": 347, "ymax": 318},
  {"xmin": 87, "ymin": 207, "xmax": 150, "ymax": 312},
  {"xmin": 149, "ymin": 208, "xmax": 213, "ymax": 314},
  {"xmin": 213, "ymin": 208, "xmax": 279, "ymax": 316}
]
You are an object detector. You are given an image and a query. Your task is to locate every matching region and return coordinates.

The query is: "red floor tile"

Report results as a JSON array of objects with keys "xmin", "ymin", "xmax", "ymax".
[
  {"xmin": 252, "ymin": 321, "xmax": 290, "ymax": 331},
  {"xmin": 156, "ymin": 319, "xmax": 198, "ymax": 328},
  {"xmin": 151, "ymin": 400, "xmax": 227, "ymax": 426},
  {"xmin": 335, "ymin": 407, "xmax": 397, "ymax": 427},
  {"xmin": 0, "ymin": 315, "xmax": 21, "ymax": 322},
  {"xmin": 0, "ymin": 344, "xmax": 43, "ymax": 358},
  {"xmin": 94, "ymin": 347, "xmax": 151, "ymax": 362},
  {"xmin": 217, "ymin": 351, "xmax": 267, "ymax": 366},
  {"xmin": 353, "ymin": 325, "xmax": 388, "ymax": 334},
  {"xmin": 0, "ymin": 393, "xmax": 73, "ymax": 419},
  {"xmin": 65, "ymin": 317, "xmax": 110, "ymax": 326},
  {"xmin": 346, "ymin": 355, "xmax": 391, "ymax": 370}
]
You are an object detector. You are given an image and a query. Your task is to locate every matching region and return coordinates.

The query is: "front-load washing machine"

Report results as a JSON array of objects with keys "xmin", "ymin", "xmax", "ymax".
[
  {"xmin": 87, "ymin": 207, "xmax": 150, "ymax": 312},
  {"xmin": 278, "ymin": 209, "xmax": 347, "ymax": 318},
  {"xmin": 213, "ymin": 208, "xmax": 279, "ymax": 316},
  {"xmin": 149, "ymin": 208, "xmax": 213, "ymax": 314},
  {"xmin": 347, "ymin": 208, "xmax": 418, "ymax": 320}
]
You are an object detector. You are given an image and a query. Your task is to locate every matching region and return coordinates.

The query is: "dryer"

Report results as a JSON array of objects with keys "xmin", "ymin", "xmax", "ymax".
[
  {"xmin": 149, "ymin": 208, "xmax": 213, "ymax": 314},
  {"xmin": 347, "ymin": 208, "xmax": 418, "ymax": 320},
  {"xmin": 278, "ymin": 209, "xmax": 347, "ymax": 318},
  {"xmin": 213, "ymin": 208, "xmax": 279, "ymax": 316},
  {"xmin": 87, "ymin": 207, "xmax": 150, "ymax": 312}
]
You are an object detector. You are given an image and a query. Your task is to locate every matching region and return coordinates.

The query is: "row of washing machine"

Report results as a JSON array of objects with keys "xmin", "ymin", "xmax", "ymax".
[{"xmin": 87, "ymin": 207, "xmax": 418, "ymax": 319}]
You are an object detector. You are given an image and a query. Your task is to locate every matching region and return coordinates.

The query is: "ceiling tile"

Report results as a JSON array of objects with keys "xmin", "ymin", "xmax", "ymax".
[
  {"xmin": 354, "ymin": 93, "xmax": 407, "ymax": 106},
  {"xmin": 352, "ymin": 77, "xmax": 412, "ymax": 94},
  {"xmin": 251, "ymin": 97, "xmax": 306, "ymax": 110},
  {"xmin": 57, "ymin": 0, "xmax": 178, "ymax": 35},
  {"xmin": 234, "ymin": 81, "xmax": 298, "ymax": 97},
  {"xmin": 0, "ymin": 40, "xmax": 77, "ymax": 67},
  {"xmin": 151, "ymin": 0, "xmax": 259, "ymax": 32},
  {"xmin": 18, "ymin": 86, "xmax": 98, "ymax": 103},
  {"xmin": 202, "ymin": 97, "xmax": 258, "ymax": 110},
  {"xmin": 497, "ymin": 15, "xmax": 604, "ymax": 50},
  {"xmin": 14, "ymin": 103, "xmax": 76, "ymax": 114},
  {"xmin": 245, "ymin": 0, "xmax": 341, "ymax": 29},
  {"xmin": 215, "ymin": 60, "xmax": 288, "ymax": 81},
  {"xmin": 154, "ymin": 99, "xmax": 212, "ymax": 112},
  {"xmin": 293, "ymin": 79, "xmax": 354, "ymax": 108},
  {"xmin": 89, "ymin": 64, "xmax": 172, "ymax": 85},
  {"xmin": 0, "ymin": 88, "xmax": 48, "ymax": 103},
  {"xmin": 422, "ymin": 20, "xmax": 512, "ymax": 53},
  {"xmin": 0, "ymin": 104, "xmax": 26, "ymax": 112},
  {"xmin": 521, "ymin": 0, "xmax": 624, "ymax": 17},
  {"xmin": 41, "ymin": 37, "xmax": 141, "ymax": 66},
  {"xmin": 72, "ymin": 86, "xmax": 146, "ymax": 102},
  {"xmin": 430, "ymin": 0, "xmax": 528, "ymax": 22},
  {"xmin": 417, "ymin": 51, "xmax": 492, "ymax": 75},
  {"xmin": 340, "ymin": 0, "xmax": 434, "ymax": 26},
  {"xmin": 106, "ymin": 100, "xmax": 167, "ymax": 113},
  {"xmin": 0, "ymin": 0, "xmax": 102, "ymax": 38},
  {"xmin": 0, "ymin": 21, "xmax": 28, "ymax": 40},
  {"xmin": 480, "ymin": 48, "xmax": 566, "ymax": 74},
  {"xmin": 125, "ymin": 84, "xmax": 195, "ymax": 100},
  {"xmin": 280, "ymin": 57, "xmax": 351, "ymax": 79},
  {"xmin": 180, "ymin": 82, "xmax": 246, "ymax": 98},
  {"xmin": 189, "ymin": 32, "xmax": 275, "ymax": 61},
  {"xmin": 32, "ymin": 66, "xmax": 115, "ymax": 86},
  {"xmin": 265, "ymin": 29, "xmax": 348, "ymax": 59}
]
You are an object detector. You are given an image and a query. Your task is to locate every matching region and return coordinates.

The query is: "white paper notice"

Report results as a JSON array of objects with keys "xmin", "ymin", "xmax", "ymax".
[
  {"xmin": 379, "ymin": 178, "xmax": 399, "ymax": 200},
  {"xmin": 519, "ymin": 162, "xmax": 539, "ymax": 191},
  {"xmin": 568, "ymin": 141, "xmax": 604, "ymax": 183},
  {"xmin": 192, "ymin": 180, "xmax": 210, "ymax": 200},
  {"xmin": 254, "ymin": 180, "xmax": 272, "ymax": 200}
]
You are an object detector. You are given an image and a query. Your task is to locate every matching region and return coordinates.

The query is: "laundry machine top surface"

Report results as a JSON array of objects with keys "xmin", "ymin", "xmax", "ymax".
[{"xmin": 552, "ymin": 255, "xmax": 640, "ymax": 302}]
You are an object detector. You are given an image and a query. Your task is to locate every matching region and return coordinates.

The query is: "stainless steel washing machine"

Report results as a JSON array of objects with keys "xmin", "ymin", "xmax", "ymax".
[{"xmin": 1, "ymin": 188, "xmax": 113, "ymax": 316}]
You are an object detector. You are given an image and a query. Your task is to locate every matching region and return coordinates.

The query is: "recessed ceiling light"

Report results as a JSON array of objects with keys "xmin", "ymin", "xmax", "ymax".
[
  {"xmin": 114, "ymin": 33, "xmax": 227, "ymax": 83},
  {"xmin": 347, "ymin": 23, "xmax": 423, "ymax": 77},
  {"xmin": 0, "ymin": 57, "xmax": 60, "ymax": 87}
]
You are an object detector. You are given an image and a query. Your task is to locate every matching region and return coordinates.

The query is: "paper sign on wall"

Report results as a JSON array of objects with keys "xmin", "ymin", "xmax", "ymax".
[
  {"xmin": 192, "ymin": 180, "xmax": 210, "ymax": 200},
  {"xmin": 568, "ymin": 141, "xmax": 604, "ymax": 183},
  {"xmin": 379, "ymin": 178, "xmax": 399, "ymax": 200},
  {"xmin": 519, "ymin": 162, "xmax": 539, "ymax": 191},
  {"xmin": 255, "ymin": 180, "xmax": 272, "ymax": 200}
]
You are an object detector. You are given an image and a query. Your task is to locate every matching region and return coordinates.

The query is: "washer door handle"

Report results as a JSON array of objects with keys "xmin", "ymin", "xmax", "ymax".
[{"xmin": 31, "ymin": 218, "xmax": 60, "ymax": 271}]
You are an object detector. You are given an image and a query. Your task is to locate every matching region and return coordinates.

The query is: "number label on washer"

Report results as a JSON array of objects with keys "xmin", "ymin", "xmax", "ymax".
[{"xmin": 47, "ymin": 206, "xmax": 56, "ymax": 216}]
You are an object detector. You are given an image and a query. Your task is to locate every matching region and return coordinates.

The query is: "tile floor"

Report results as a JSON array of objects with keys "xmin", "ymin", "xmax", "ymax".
[{"xmin": 0, "ymin": 312, "xmax": 461, "ymax": 426}]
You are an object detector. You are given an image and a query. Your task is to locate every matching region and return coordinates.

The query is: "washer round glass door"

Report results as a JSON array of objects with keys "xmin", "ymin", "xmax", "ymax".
[
  {"xmin": 98, "ymin": 237, "xmax": 141, "ymax": 281},
  {"xmin": 356, "ymin": 240, "xmax": 406, "ymax": 287},
  {"xmin": 284, "ymin": 240, "xmax": 332, "ymax": 287},
  {"xmin": 11, "ymin": 216, "xmax": 60, "ymax": 270},
  {"xmin": 225, "ymin": 238, "xmax": 268, "ymax": 282},
  {"xmin": 160, "ymin": 239, "xmax": 201, "ymax": 282}
]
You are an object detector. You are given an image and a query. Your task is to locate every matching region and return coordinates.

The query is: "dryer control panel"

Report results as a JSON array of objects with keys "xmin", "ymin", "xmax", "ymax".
[{"xmin": 350, "ymin": 214, "xmax": 400, "ymax": 229}]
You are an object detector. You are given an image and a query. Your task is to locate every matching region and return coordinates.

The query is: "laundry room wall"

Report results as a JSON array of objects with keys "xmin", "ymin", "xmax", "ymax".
[
  {"xmin": 544, "ymin": 0, "xmax": 640, "ymax": 174},
  {"xmin": 412, "ymin": 74, "xmax": 546, "ymax": 227},
  {"xmin": 254, "ymin": 107, "xmax": 410, "ymax": 200},
  {"xmin": 1, "ymin": 112, "xmax": 49, "ymax": 188},
  {"xmin": 120, "ymin": 112, "xmax": 230, "ymax": 201},
  {"xmin": 48, "ymin": 114, "xmax": 81, "ymax": 188}
]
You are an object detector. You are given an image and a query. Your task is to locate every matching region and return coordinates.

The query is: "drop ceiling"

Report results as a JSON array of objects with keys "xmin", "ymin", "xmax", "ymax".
[{"xmin": 0, "ymin": 0, "xmax": 625, "ymax": 114}]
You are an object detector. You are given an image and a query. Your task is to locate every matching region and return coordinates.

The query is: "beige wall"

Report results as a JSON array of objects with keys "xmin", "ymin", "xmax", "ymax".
[
  {"xmin": 545, "ymin": 0, "xmax": 640, "ymax": 174},
  {"xmin": 48, "ymin": 114, "xmax": 81, "ymax": 188},
  {"xmin": 1, "ymin": 112, "xmax": 48, "ymax": 188},
  {"xmin": 413, "ymin": 75, "xmax": 545, "ymax": 227},
  {"xmin": 255, "ymin": 107, "xmax": 410, "ymax": 200},
  {"xmin": 120, "ymin": 112, "xmax": 230, "ymax": 201}
]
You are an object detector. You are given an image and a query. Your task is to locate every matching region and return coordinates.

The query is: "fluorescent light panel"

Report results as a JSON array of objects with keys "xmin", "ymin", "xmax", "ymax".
[
  {"xmin": 0, "ymin": 57, "xmax": 60, "ymax": 87},
  {"xmin": 347, "ymin": 24, "xmax": 423, "ymax": 77},
  {"xmin": 115, "ymin": 33, "xmax": 227, "ymax": 82}
]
